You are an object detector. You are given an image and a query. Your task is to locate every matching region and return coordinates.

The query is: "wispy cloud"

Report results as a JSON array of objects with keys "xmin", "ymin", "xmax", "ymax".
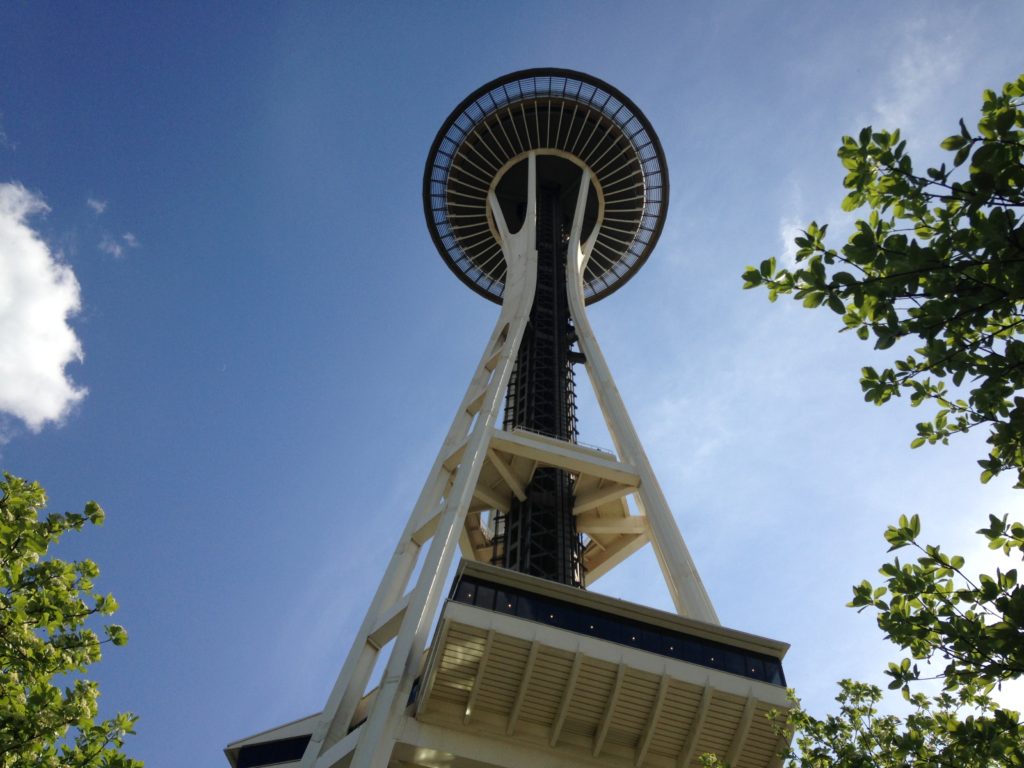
[
  {"xmin": 778, "ymin": 215, "xmax": 803, "ymax": 268},
  {"xmin": 872, "ymin": 25, "xmax": 964, "ymax": 134},
  {"xmin": 99, "ymin": 235, "xmax": 123, "ymax": 258},
  {"xmin": 0, "ymin": 113, "xmax": 11, "ymax": 150},
  {"xmin": 775, "ymin": 177, "xmax": 806, "ymax": 268},
  {"xmin": 0, "ymin": 182, "xmax": 87, "ymax": 432},
  {"xmin": 99, "ymin": 232, "xmax": 139, "ymax": 259},
  {"xmin": 86, "ymin": 197, "xmax": 107, "ymax": 214}
]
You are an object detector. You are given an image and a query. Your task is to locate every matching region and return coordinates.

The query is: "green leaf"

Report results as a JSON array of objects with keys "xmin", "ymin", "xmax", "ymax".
[
  {"xmin": 106, "ymin": 624, "xmax": 128, "ymax": 646},
  {"xmin": 994, "ymin": 108, "xmax": 1015, "ymax": 133},
  {"xmin": 802, "ymin": 291, "xmax": 825, "ymax": 308},
  {"xmin": 940, "ymin": 134, "xmax": 967, "ymax": 150},
  {"xmin": 84, "ymin": 501, "xmax": 104, "ymax": 525}
]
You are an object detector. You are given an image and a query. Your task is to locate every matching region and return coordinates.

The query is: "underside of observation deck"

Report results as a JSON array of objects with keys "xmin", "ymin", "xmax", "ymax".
[
  {"xmin": 424, "ymin": 68, "xmax": 669, "ymax": 304},
  {"xmin": 226, "ymin": 563, "xmax": 790, "ymax": 768}
]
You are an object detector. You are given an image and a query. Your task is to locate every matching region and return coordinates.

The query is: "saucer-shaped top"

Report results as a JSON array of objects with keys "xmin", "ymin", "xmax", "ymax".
[{"xmin": 423, "ymin": 68, "xmax": 669, "ymax": 304}]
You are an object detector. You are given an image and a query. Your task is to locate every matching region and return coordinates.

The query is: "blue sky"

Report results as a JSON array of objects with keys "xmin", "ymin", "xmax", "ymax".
[{"xmin": 2, "ymin": 3, "xmax": 1023, "ymax": 765}]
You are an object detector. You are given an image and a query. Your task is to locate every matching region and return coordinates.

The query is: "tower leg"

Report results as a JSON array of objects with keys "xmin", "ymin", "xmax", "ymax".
[
  {"xmin": 563, "ymin": 168, "xmax": 719, "ymax": 625},
  {"xmin": 302, "ymin": 156, "xmax": 541, "ymax": 768}
]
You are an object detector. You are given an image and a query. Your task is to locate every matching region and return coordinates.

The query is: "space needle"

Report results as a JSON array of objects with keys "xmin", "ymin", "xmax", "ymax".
[{"xmin": 227, "ymin": 68, "xmax": 791, "ymax": 768}]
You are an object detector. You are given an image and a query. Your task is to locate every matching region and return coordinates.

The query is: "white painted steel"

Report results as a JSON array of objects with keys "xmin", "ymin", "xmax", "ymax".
[
  {"xmin": 299, "ymin": 155, "xmax": 722, "ymax": 768},
  {"xmin": 677, "ymin": 685, "xmax": 714, "ymax": 768},
  {"xmin": 300, "ymin": 154, "xmax": 541, "ymax": 768},
  {"xmin": 726, "ymin": 695, "xmax": 758, "ymax": 766},
  {"xmin": 634, "ymin": 674, "xmax": 671, "ymax": 767},
  {"xmin": 505, "ymin": 640, "xmax": 539, "ymax": 736},
  {"xmin": 563, "ymin": 166, "xmax": 719, "ymax": 624},
  {"xmin": 340, "ymin": 155, "xmax": 542, "ymax": 768}
]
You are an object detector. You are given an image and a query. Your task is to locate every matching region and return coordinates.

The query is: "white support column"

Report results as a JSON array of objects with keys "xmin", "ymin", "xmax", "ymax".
[
  {"xmin": 550, "ymin": 650, "xmax": 584, "ymax": 747},
  {"xmin": 301, "ymin": 304, "xmax": 518, "ymax": 760},
  {"xmin": 301, "ymin": 268, "xmax": 532, "ymax": 761},
  {"xmin": 463, "ymin": 630, "xmax": 495, "ymax": 724},
  {"xmin": 635, "ymin": 674, "xmax": 670, "ymax": 767},
  {"xmin": 563, "ymin": 167, "xmax": 719, "ymax": 625},
  {"xmin": 593, "ymin": 663, "xmax": 626, "ymax": 756},
  {"xmin": 330, "ymin": 154, "xmax": 541, "ymax": 768},
  {"xmin": 677, "ymin": 684, "xmax": 714, "ymax": 768},
  {"xmin": 726, "ymin": 694, "xmax": 757, "ymax": 766},
  {"xmin": 505, "ymin": 641, "xmax": 539, "ymax": 735}
]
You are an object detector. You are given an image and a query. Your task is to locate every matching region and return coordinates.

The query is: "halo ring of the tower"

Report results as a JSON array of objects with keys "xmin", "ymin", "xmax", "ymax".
[{"xmin": 423, "ymin": 68, "xmax": 669, "ymax": 304}]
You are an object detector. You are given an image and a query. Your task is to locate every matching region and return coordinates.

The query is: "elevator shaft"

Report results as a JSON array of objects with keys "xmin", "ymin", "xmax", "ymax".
[{"xmin": 495, "ymin": 185, "xmax": 584, "ymax": 587}]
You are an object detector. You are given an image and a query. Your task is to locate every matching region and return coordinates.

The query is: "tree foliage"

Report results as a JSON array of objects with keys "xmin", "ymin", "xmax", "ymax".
[
  {"xmin": 769, "ymin": 512, "xmax": 1024, "ymax": 767},
  {"xmin": 700, "ymin": 505, "xmax": 1024, "ymax": 767},
  {"xmin": 0, "ymin": 472, "xmax": 140, "ymax": 768},
  {"xmin": 743, "ymin": 74, "xmax": 1024, "ymax": 487},
  {"xmin": 734, "ymin": 74, "xmax": 1024, "ymax": 767}
]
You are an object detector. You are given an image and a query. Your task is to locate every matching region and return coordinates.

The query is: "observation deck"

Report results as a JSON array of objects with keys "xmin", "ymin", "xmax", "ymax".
[{"xmin": 424, "ymin": 68, "xmax": 669, "ymax": 304}]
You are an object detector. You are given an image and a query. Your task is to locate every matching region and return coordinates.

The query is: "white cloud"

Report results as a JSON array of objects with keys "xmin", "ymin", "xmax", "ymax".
[
  {"xmin": 122, "ymin": 232, "xmax": 139, "ymax": 248},
  {"xmin": 86, "ymin": 197, "xmax": 107, "ymax": 214},
  {"xmin": 0, "ymin": 183, "xmax": 87, "ymax": 432}
]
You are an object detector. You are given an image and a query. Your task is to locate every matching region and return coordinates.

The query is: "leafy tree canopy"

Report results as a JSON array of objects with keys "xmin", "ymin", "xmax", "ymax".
[
  {"xmin": 732, "ymin": 74, "xmax": 1024, "ymax": 767},
  {"xmin": 0, "ymin": 472, "xmax": 140, "ymax": 768},
  {"xmin": 743, "ymin": 74, "xmax": 1024, "ymax": 487}
]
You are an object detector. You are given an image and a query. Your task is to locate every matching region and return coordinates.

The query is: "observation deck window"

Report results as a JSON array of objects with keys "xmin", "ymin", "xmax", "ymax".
[{"xmin": 450, "ymin": 573, "xmax": 785, "ymax": 687}]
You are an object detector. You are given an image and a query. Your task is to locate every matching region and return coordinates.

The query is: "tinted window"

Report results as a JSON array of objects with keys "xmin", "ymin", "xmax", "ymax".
[
  {"xmin": 475, "ymin": 584, "xmax": 496, "ymax": 611},
  {"xmin": 495, "ymin": 589, "xmax": 517, "ymax": 614},
  {"xmin": 448, "ymin": 575, "xmax": 785, "ymax": 686},
  {"xmin": 746, "ymin": 655, "xmax": 765, "ymax": 681},
  {"xmin": 702, "ymin": 642, "xmax": 727, "ymax": 670},
  {"xmin": 666, "ymin": 634, "xmax": 703, "ymax": 664},
  {"xmin": 723, "ymin": 649, "xmax": 746, "ymax": 676},
  {"xmin": 454, "ymin": 579, "xmax": 477, "ymax": 604},
  {"xmin": 764, "ymin": 659, "xmax": 785, "ymax": 686},
  {"xmin": 516, "ymin": 592, "xmax": 540, "ymax": 622}
]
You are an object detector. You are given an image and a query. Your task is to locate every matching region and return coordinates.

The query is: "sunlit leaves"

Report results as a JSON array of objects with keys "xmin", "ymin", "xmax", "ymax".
[
  {"xmin": 853, "ymin": 514, "xmax": 1024, "ymax": 707},
  {"xmin": 0, "ymin": 472, "xmax": 140, "ymax": 768},
  {"xmin": 765, "ymin": 514, "xmax": 1024, "ymax": 768},
  {"xmin": 743, "ymin": 73, "xmax": 1024, "ymax": 487}
]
